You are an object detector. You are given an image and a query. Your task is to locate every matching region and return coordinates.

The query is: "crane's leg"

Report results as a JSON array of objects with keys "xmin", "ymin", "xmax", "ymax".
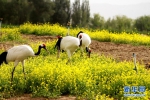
[
  {"xmin": 21, "ymin": 60, "xmax": 26, "ymax": 80},
  {"xmin": 80, "ymin": 47, "xmax": 84, "ymax": 57},
  {"xmin": 66, "ymin": 50, "xmax": 72, "ymax": 64},
  {"xmin": 57, "ymin": 49, "xmax": 60, "ymax": 59},
  {"xmin": 11, "ymin": 61, "xmax": 19, "ymax": 84}
]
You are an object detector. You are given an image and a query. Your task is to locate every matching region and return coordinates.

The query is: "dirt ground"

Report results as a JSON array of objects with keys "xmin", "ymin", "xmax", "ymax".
[
  {"xmin": 4, "ymin": 94, "xmax": 76, "ymax": 100},
  {"xmin": 91, "ymin": 40, "xmax": 150, "ymax": 64},
  {"xmin": 1, "ymin": 34, "xmax": 150, "ymax": 100}
]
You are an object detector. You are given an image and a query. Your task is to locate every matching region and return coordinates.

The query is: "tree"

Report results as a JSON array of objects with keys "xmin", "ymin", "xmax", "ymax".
[
  {"xmin": 71, "ymin": 0, "xmax": 90, "ymax": 28},
  {"xmin": 51, "ymin": 0, "xmax": 70, "ymax": 25},
  {"xmin": 0, "ymin": 0, "xmax": 31, "ymax": 24},
  {"xmin": 0, "ymin": 0, "xmax": 7, "ymax": 20},
  {"xmin": 71, "ymin": 0, "xmax": 81, "ymax": 27},
  {"xmin": 29, "ymin": 0, "xmax": 54, "ymax": 23},
  {"xmin": 134, "ymin": 15, "xmax": 150, "ymax": 33},
  {"xmin": 105, "ymin": 15, "xmax": 132, "ymax": 33},
  {"xmin": 90, "ymin": 13, "xmax": 105, "ymax": 29},
  {"xmin": 80, "ymin": 0, "xmax": 90, "ymax": 27}
]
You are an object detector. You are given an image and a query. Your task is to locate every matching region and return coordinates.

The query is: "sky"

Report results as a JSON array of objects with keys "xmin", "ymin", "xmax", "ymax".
[
  {"xmin": 71, "ymin": 0, "xmax": 150, "ymax": 19},
  {"xmin": 89, "ymin": 0, "xmax": 150, "ymax": 19},
  {"xmin": 89, "ymin": 0, "xmax": 150, "ymax": 5}
]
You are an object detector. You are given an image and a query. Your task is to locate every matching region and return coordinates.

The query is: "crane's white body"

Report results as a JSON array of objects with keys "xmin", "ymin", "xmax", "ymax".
[
  {"xmin": 60, "ymin": 36, "xmax": 80, "ymax": 52},
  {"xmin": 6, "ymin": 45, "xmax": 35, "ymax": 62},
  {"xmin": 57, "ymin": 36, "xmax": 80, "ymax": 63}
]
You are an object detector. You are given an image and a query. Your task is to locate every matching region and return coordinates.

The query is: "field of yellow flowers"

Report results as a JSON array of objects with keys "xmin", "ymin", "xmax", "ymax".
[
  {"xmin": 18, "ymin": 22, "xmax": 150, "ymax": 46},
  {"xmin": 2, "ymin": 22, "xmax": 150, "ymax": 46},
  {"xmin": 1, "ymin": 23, "xmax": 150, "ymax": 100}
]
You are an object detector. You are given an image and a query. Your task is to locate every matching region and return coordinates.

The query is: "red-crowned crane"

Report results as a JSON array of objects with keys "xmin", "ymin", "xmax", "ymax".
[
  {"xmin": 0, "ymin": 44, "xmax": 48, "ymax": 83},
  {"xmin": 77, "ymin": 31, "xmax": 91, "ymax": 58},
  {"xmin": 55, "ymin": 36, "xmax": 81, "ymax": 64}
]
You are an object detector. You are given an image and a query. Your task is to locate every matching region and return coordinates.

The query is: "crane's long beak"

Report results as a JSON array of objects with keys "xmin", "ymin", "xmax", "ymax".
[
  {"xmin": 86, "ymin": 47, "xmax": 91, "ymax": 58},
  {"xmin": 88, "ymin": 51, "xmax": 91, "ymax": 58},
  {"xmin": 44, "ymin": 48, "xmax": 50, "ymax": 55}
]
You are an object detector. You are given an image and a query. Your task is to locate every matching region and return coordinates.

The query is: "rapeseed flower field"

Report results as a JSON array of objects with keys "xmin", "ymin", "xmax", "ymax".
[{"xmin": 19, "ymin": 22, "xmax": 150, "ymax": 46}]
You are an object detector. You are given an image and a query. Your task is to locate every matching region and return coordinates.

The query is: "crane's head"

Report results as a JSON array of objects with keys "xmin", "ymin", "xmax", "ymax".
[
  {"xmin": 77, "ymin": 31, "xmax": 83, "ymax": 38},
  {"xmin": 40, "ymin": 44, "xmax": 46, "ymax": 49},
  {"xmin": 86, "ymin": 47, "xmax": 91, "ymax": 58},
  {"xmin": 40, "ymin": 44, "xmax": 49, "ymax": 53},
  {"xmin": 35, "ymin": 44, "xmax": 49, "ymax": 55},
  {"xmin": 57, "ymin": 36, "xmax": 62, "ymax": 39}
]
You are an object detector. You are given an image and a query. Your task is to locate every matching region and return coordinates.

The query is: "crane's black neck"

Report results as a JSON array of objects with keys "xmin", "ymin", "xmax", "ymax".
[
  {"xmin": 55, "ymin": 37, "xmax": 62, "ymax": 50},
  {"xmin": 35, "ymin": 46, "xmax": 42, "ymax": 55},
  {"xmin": 79, "ymin": 39, "xmax": 82, "ymax": 47},
  {"xmin": 0, "ymin": 51, "xmax": 8, "ymax": 65},
  {"xmin": 77, "ymin": 31, "xmax": 83, "ymax": 37}
]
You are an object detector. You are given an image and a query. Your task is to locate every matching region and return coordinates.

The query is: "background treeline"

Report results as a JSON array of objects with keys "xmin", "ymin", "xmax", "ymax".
[
  {"xmin": 90, "ymin": 14, "xmax": 150, "ymax": 34},
  {"xmin": 0, "ymin": 0, "xmax": 90, "ymax": 27},
  {"xmin": 0, "ymin": 0, "xmax": 150, "ymax": 34}
]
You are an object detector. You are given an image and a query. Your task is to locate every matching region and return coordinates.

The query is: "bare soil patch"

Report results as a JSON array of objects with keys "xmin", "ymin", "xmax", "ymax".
[
  {"xmin": 22, "ymin": 34, "xmax": 57, "ymax": 42},
  {"xmin": 5, "ymin": 94, "xmax": 76, "ymax": 100},
  {"xmin": 91, "ymin": 40, "xmax": 150, "ymax": 65}
]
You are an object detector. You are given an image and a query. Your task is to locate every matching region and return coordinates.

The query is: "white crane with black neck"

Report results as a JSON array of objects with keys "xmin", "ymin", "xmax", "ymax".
[
  {"xmin": 77, "ymin": 31, "xmax": 91, "ymax": 58},
  {"xmin": 0, "ymin": 44, "xmax": 48, "ymax": 83}
]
